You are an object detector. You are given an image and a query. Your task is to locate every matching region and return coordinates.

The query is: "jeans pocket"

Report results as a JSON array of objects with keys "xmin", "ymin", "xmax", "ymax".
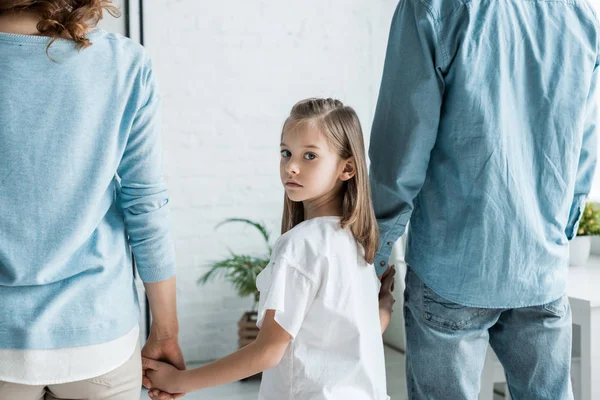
[
  {"xmin": 542, "ymin": 295, "xmax": 569, "ymax": 318},
  {"xmin": 422, "ymin": 285, "xmax": 490, "ymax": 331}
]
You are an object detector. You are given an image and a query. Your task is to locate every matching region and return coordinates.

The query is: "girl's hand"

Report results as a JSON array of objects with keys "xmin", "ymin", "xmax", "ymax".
[
  {"xmin": 142, "ymin": 357, "xmax": 186, "ymax": 398},
  {"xmin": 379, "ymin": 265, "xmax": 396, "ymax": 313}
]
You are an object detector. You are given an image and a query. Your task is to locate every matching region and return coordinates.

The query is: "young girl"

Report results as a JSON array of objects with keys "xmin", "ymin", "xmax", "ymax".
[{"xmin": 145, "ymin": 98, "xmax": 396, "ymax": 400}]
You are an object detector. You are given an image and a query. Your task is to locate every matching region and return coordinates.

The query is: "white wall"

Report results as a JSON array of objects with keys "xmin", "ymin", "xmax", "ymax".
[
  {"xmin": 97, "ymin": 0, "xmax": 126, "ymax": 36},
  {"xmin": 144, "ymin": 0, "xmax": 398, "ymax": 362}
]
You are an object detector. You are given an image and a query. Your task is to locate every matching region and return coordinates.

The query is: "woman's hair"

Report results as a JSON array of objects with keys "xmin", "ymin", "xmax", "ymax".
[
  {"xmin": 0, "ymin": 1, "xmax": 119, "ymax": 50},
  {"xmin": 280, "ymin": 98, "xmax": 380, "ymax": 263}
]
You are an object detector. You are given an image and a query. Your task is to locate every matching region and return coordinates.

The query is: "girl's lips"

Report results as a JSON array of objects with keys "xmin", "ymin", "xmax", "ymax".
[{"xmin": 285, "ymin": 181, "xmax": 303, "ymax": 188}]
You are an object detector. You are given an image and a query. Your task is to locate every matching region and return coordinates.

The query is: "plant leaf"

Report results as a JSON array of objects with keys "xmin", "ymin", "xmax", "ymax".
[{"xmin": 216, "ymin": 218, "xmax": 272, "ymax": 254}]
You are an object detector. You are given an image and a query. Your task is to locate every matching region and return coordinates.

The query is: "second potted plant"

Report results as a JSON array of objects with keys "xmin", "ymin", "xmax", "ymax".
[{"xmin": 569, "ymin": 202, "xmax": 600, "ymax": 266}]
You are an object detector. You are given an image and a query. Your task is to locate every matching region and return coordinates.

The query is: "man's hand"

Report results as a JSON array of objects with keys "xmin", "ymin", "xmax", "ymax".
[
  {"xmin": 142, "ymin": 333, "xmax": 186, "ymax": 400},
  {"xmin": 379, "ymin": 264, "xmax": 396, "ymax": 311},
  {"xmin": 379, "ymin": 265, "xmax": 396, "ymax": 333}
]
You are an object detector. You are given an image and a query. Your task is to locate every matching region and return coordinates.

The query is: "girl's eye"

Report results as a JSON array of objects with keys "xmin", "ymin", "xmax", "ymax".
[
  {"xmin": 304, "ymin": 152, "xmax": 317, "ymax": 160},
  {"xmin": 281, "ymin": 150, "xmax": 291, "ymax": 158}
]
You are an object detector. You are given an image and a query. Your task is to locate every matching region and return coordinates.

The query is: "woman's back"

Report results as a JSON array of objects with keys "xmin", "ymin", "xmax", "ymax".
[{"xmin": 0, "ymin": 29, "xmax": 175, "ymax": 350}]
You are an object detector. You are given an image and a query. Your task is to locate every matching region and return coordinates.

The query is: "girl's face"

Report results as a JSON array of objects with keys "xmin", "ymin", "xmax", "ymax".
[{"xmin": 280, "ymin": 122, "xmax": 353, "ymax": 203}]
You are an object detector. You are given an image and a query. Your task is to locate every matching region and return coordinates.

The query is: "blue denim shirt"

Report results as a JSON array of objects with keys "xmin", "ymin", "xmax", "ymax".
[{"xmin": 370, "ymin": 0, "xmax": 599, "ymax": 307}]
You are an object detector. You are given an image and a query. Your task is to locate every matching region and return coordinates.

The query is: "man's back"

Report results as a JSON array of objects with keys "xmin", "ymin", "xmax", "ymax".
[{"xmin": 370, "ymin": 0, "xmax": 599, "ymax": 307}]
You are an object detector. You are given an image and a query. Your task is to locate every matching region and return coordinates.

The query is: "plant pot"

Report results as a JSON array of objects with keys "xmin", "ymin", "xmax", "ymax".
[
  {"xmin": 238, "ymin": 311, "xmax": 262, "ymax": 381},
  {"xmin": 569, "ymin": 236, "xmax": 592, "ymax": 266},
  {"xmin": 238, "ymin": 311, "xmax": 259, "ymax": 347}
]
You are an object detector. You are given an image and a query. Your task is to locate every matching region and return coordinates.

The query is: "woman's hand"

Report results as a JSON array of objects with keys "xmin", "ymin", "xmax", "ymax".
[
  {"xmin": 143, "ymin": 357, "xmax": 187, "ymax": 398},
  {"xmin": 142, "ymin": 277, "xmax": 185, "ymax": 399}
]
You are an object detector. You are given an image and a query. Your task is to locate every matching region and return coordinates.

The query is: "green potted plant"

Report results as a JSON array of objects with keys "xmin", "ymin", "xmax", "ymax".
[
  {"xmin": 198, "ymin": 218, "xmax": 272, "ymax": 350},
  {"xmin": 569, "ymin": 202, "xmax": 600, "ymax": 266}
]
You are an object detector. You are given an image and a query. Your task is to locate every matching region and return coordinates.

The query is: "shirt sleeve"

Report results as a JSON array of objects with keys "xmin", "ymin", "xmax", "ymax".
[
  {"xmin": 369, "ymin": 0, "xmax": 447, "ymax": 275},
  {"xmin": 566, "ymin": 52, "xmax": 599, "ymax": 240},
  {"xmin": 117, "ymin": 55, "xmax": 176, "ymax": 283},
  {"xmin": 256, "ymin": 257, "xmax": 318, "ymax": 338}
]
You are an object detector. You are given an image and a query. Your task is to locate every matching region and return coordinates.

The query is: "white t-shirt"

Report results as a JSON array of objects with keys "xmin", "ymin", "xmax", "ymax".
[
  {"xmin": 256, "ymin": 216, "xmax": 389, "ymax": 400},
  {"xmin": 0, "ymin": 326, "xmax": 139, "ymax": 385}
]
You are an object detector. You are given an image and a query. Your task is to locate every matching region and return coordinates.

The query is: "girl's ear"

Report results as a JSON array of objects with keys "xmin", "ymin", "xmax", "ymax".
[{"xmin": 339, "ymin": 157, "xmax": 356, "ymax": 182}]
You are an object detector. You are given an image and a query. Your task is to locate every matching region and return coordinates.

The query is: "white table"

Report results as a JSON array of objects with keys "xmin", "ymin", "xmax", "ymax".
[{"xmin": 568, "ymin": 256, "xmax": 600, "ymax": 400}]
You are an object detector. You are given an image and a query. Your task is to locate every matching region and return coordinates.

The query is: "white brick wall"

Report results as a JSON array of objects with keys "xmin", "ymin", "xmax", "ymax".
[{"xmin": 144, "ymin": 0, "xmax": 398, "ymax": 362}]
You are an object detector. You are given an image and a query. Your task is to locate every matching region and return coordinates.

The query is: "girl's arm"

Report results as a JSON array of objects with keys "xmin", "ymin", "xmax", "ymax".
[
  {"xmin": 181, "ymin": 310, "xmax": 291, "ymax": 391},
  {"xmin": 145, "ymin": 310, "xmax": 291, "ymax": 396}
]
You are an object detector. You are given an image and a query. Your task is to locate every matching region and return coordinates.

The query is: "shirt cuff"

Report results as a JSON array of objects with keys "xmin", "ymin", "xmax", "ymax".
[
  {"xmin": 374, "ymin": 251, "xmax": 393, "ymax": 276},
  {"xmin": 566, "ymin": 195, "xmax": 587, "ymax": 240},
  {"xmin": 374, "ymin": 221, "xmax": 407, "ymax": 275},
  {"xmin": 137, "ymin": 263, "xmax": 176, "ymax": 283}
]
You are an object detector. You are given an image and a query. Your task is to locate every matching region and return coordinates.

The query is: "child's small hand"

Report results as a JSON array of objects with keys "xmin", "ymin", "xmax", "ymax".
[
  {"xmin": 379, "ymin": 265, "xmax": 396, "ymax": 313},
  {"xmin": 142, "ymin": 357, "xmax": 186, "ymax": 398}
]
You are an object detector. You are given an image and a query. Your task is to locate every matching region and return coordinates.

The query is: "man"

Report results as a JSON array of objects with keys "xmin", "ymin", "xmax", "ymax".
[{"xmin": 370, "ymin": 0, "xmax": 598, "ymax": 398}]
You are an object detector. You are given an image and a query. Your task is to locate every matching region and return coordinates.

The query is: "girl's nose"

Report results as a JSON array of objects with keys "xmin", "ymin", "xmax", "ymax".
[{"xmin": 286, "ymin": 161, "xmax": 299, "ymax": 175}]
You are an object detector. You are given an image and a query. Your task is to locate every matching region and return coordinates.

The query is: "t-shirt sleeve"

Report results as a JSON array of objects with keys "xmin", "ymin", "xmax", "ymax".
[{"xmin": 255, "ymin": 257, "xmax": 318, "ymax": 338}]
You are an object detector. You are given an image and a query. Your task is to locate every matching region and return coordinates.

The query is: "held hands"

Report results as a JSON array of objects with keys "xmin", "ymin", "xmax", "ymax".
[
  {"xmin": 141, "ymin": 332, "xmax": 186, "ymax": 400},
  {"xmin": 379, "ymin": 264, "xmax": 396, "ymax": 313},
  {"xmin": 143, "ymin": 357, "xmax": 186, "ymax": 398}
]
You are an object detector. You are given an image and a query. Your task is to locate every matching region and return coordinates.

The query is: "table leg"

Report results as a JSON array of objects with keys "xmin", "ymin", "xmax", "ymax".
[{"xmin": 580, "ymin": 307, "xmax": 600, "ymax": 400}]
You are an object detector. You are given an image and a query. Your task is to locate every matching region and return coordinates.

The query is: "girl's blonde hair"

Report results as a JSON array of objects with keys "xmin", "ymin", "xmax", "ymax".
[
  {"xmin": 281, "ymin": 98, "xmax": 379, "ymax": 263},
  {"xmin": 0, "ymin": 1, "xmax": 120, "ymax": 51}
]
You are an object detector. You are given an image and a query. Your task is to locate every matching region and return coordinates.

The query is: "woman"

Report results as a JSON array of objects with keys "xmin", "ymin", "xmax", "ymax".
[{"xmin": 0, "ymin": 2, "xmax": 184, "ymax": 399}]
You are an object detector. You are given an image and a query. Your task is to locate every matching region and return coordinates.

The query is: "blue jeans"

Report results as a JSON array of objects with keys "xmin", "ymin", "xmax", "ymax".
[{"xmin": 404, "ymin": 267, "xmax": 573, "ymax": 400}]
